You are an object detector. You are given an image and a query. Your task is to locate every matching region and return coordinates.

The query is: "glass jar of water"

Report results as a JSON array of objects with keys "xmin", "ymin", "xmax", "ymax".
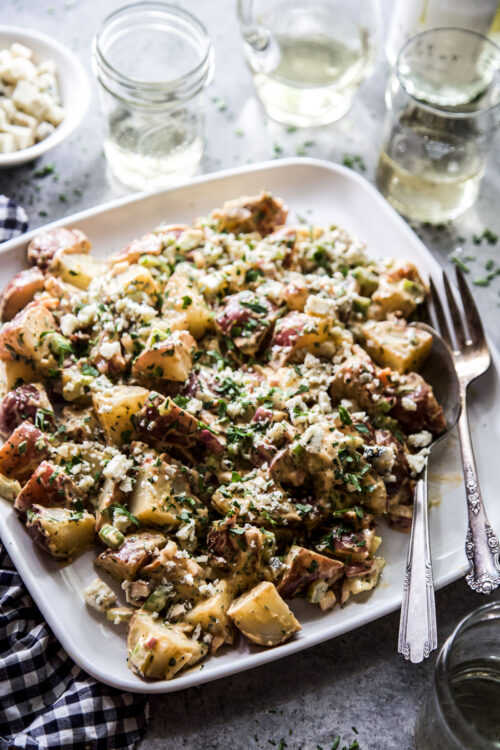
[
  {"xmin": 93, "ymin": 2, "xmax": 213, "ymax": 191},
  {"xmin": 414, "ymin": 601, "xmax": 500, "ymax": 749},
  {"xmin": 237, "ymin": 0, "xmax": 381, "ymax": 127},
  {"xmin": 376, "ymin": 28, "xmax": 500, "ymax": 223}
]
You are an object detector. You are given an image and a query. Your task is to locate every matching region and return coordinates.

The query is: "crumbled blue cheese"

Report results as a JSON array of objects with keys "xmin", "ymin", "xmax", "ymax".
[
  {"xmin": 305, "ymin": 295, "xmax": 336, "ymax": 318},
  {"xmin": 198, "ymin": 271, "xmax": 226, "ymax": 295},
  {"xmin": 83, "ymin": 578, "xmax": 117, "ymax": 612},
  {"xmin": 103, "ymin": 453, "xmax": 132, "ymax": 482},
  {"xmin": 99, "ymin": 340, "xmax": 121, "ymax": 360},
  {"xmin": 186, "ymin": 398, "xmax": 203, "ymax": 415},
  {"xmin": 408, "ymin": 431, "xmax": 432, "ymax": 449},
  {"xmin": 77, "ymin": 303, "xmax": 98, "ymax": 326},
  {"xmin": 401, "ymin": 396, "xmax": 417, "ymax": 412},
  {"xmin": 407, "ymin": 449, "xmax": 430, "ymax": 476},
  {"xmin": 60, "ymin": 313, "xmax": 78, "ymax": 337}
]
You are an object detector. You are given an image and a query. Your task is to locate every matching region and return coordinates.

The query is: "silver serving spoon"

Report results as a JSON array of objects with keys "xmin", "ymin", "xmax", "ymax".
[{"xmin": 398, "ymin": 322, "xmax": 461, "ymax": 663}]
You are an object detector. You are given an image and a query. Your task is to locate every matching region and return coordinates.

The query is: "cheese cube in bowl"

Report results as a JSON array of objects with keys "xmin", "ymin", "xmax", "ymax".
[{"xmin": 0, "ymin": 26, "xmax": 90, "ymax": 167}]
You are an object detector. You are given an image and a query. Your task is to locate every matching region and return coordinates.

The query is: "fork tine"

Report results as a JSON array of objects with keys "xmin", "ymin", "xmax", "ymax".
[
  {"xmin": 417, "ymin": 294, "xmax": 432, "ymax": 326},
  {"xmin": 429, "ymin": 277, "xmax": 453, "ymax": 349},
  {"xmin": 455, "ymin": 266, "xmax": 487, "ymax": 348},
  {"xmin": 442, "ymin": 271, "xmax": 467, "ymax": 349}
]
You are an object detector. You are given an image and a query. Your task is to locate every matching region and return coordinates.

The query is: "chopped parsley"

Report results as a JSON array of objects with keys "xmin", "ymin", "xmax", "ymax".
[
  {"xmin": 111, "ymin": 503, "xmax": 139, "ymax": 527},
  {"xmin": 338, "ymin": 405, "xmax": 352, "ymax": 425}
]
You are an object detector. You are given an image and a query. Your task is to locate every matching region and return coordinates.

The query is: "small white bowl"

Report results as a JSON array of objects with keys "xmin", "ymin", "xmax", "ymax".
[{"xmin": 0, "ymin": 26, "xmax": 91, "ymax": 168}]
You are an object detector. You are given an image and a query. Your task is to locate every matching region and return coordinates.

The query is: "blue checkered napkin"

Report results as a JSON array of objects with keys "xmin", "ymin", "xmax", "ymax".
[
  {"xmin": 0, "ymin": 544, "xmax": 149, "ymax": 750},
  {"xmin": 0, "ymin": 196, "xmax": 28, "ymax": 243}
]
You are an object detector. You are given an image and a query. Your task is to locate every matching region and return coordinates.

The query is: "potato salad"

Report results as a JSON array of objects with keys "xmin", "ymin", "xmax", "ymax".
[{"xmin": 0, "ymin": 193, "xmax": 446, "ymax": 681}]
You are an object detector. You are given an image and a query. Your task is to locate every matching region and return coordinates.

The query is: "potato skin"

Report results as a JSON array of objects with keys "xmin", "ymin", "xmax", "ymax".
[
  {"xmin": 0, "ymin": 301, "xmax": 56, "ymax": 365},
  {"xmin": 0, "ymin": 421, "xmax": 50, "ymax": 480},
  {"xmin": 132, "ymin": 330, "xmax": 195, "ymax": 383},
  {"xmin": 0, "ymin": 268, "xmax": 45, "ymax": 322},
  {"xmin": 27, "ymin": 227, "xmax": 91, "ymax": 271},
  {"xmin": 95, "ymin": 530, "xmax": 167, "ymax": 581},
  {"xmin": 0, "ymin": 382, "xmax": 54, "ymax": 439},
  {"xmin": 14, "ymin": 461, "xmax": 82, "ymax": 514},
  {"xmin": 26, "ymin": 504, "xmax": 95, "ymax": 561},
  {"xmin": 277, "ymin": 546, "xmax": 344, "ymax": 599},
  {"xmin": 211, "ymin": 192, "xmax": 287, "ymax": 236}
]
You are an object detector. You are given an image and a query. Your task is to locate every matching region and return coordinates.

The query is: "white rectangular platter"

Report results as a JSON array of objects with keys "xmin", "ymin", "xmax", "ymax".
[{"xmin": 1, "ymin": 158, "xmax": 499, "ymax": 694}]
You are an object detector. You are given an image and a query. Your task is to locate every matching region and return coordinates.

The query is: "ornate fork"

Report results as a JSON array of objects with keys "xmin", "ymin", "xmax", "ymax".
[{"xmin": 429, "ymin": 267, "xmax": 500, "ymax": 593}]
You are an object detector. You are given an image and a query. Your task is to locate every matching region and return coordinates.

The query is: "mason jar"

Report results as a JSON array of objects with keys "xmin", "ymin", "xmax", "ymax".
[
  {"xmin": 414, "ymin": 601, "xmax": 500, "ymax": 749},
  {"xmin": 92, "ymin": 2, "xmax": 214, "ymax": 191}
]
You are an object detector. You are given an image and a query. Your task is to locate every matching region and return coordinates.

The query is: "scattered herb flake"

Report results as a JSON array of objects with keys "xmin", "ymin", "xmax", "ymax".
[
  {"xmin": 342, "ymin": 154, "xmax": 366, "ymax": 171},
  {"xmin": 33, "ymin": 163, "xmax": 55, "ymax": 178},
  {"xmin": 450, "ymin": 255, "xmax": 470, "ymax": 274}
]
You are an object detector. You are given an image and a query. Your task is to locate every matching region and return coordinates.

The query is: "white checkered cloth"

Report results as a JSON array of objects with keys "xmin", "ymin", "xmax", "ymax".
[
  {"xmin": 0, "ymin": 196, "xmax": 28, "ymax": 243},
  {"xmin": 0, "ymin": 546, "xmax": 148, "ymax": 750},
  {"xmin": 0, "ymin": 203, "xmax": 148, "ymax": 749}
]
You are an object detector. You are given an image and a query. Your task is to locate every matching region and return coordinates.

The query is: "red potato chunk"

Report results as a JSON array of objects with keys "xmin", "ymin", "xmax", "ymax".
[
  {"xmin": 216, "ymin": 292, "xmax": 277, "ymax": 355},
  {"xmin": 211, "ymin": 192, "xmax": 287, "ymax": 236},
  {"xmin": 389, "ymin": 372, "xmax": 446, "ymax": 435},
  {"xmin": 135, "ymin": 393, "xmax": 224, "ymax": 454},
  {"xmin": 131, "ymin": 330, "xmax": 195, "ymax": 382},
  {"xmin": 0, "ymin": 422, "xmax": 50, "ymax": 481},
  {"xmin": 344, "ymin": 559, "xmax": 379, "ymax": 578},
  {"xmin": 270, "ymin": 311, "xmax": 334, "ymax": 365},
  {"xmin": 0, "ymin": 301, "xmax": 56, "ymax": 363},
  {"xmin": 0, "ymin": 268, "xmax": 45, "ymax": 322},
  {"xmin": 27, "ymin": 228, "xmax": 91, "ymax": 271},
  {"xmin": 316, "ymin": 510, "xmax": 376, "ymax": 562},
  {"xmin": 111, "ymin": 231, "xmax": 164, "ymax": 265},
  {"xmin": 111, "ymin": 225, "xmax": 186, "ymax": 265},
  {"xmin": 95, "ymin": 530, "xmax": 167, "ymax": 581},
  {"xmin": 14, "ymin": 461, "xmax": 83, "ymax": 515},
  {"xmin": 329, "ymin": 348, "xmax": 390, "ymax": 414},
  {"xmin": 374, "ymin": 429, "xmax": 413, "ymax": 519},
  {"xmin": 269, "ymin": 447, "xmax": 306, "ymax": 487},
  {"xmin": 207, "ymin": 516, "xmax": 275, "ymax": 574},
  {"xmin": 277, "ymin": 545, "xmax": 344, "ymax": 599},
  {"xmin": 26, "ymin": 504, "xmax": 95, "ymax": 561},
  {"xmin": 0, "ymin": 383, "xmax": 54, "ymax": 439}
]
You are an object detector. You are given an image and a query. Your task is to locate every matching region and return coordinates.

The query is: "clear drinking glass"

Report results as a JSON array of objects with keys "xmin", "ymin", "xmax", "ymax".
[
  {"xmin": 237, "ymin": 0, "xmax": 382, "ymax": 127},
  {"xmin": 414, "ymin": 601, "xmax": 500, "ymax": 749},
  {"xmin": 376, "ymin": 28, "xmax": 500, "ymax": 223},
  {"xmin": 92, "ymin": 2, "xmax": 214, "ymax": 192}
]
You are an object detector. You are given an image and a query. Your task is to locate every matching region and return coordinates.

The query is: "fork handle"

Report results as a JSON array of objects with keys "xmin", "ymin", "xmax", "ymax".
[
  {"xmin": 398, "ymin": 465, "xmax": 437, "ymax": 663},
  {"xmin": 458, "ymin": 388, "xmax": 500, "ymax": 594}
]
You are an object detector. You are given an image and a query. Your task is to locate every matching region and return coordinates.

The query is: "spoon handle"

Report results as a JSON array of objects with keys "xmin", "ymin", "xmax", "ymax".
[{"xmin": 398, "ymin": 464, "xmax": 437, "ymax": 663}]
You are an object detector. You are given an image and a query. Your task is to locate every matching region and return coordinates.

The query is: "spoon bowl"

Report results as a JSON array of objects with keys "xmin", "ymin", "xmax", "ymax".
[{"xmin": 415, "ymin": 321, "xmax": 461, "ymax": 441}]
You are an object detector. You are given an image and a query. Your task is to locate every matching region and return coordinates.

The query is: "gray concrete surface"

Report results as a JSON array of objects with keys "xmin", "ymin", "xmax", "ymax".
[{"xmin": 1, "ymin": 2, "xmax": 500, "ymax": 748}]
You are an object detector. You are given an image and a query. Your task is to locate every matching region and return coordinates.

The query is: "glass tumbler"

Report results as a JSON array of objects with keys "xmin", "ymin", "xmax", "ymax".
[
  {"xmin": 92, "ymin": 2, "xmax": 214, "ymax": 192},
  {"xmin": 414, "ymin": 601, "xmax": 500, "ymax": 750},
  {"xmin": 376, "ymin": 28, "xmax": 500, "ymax": 223},
  {"xmin": 237, "ymin": 0, "xmax": 382, "ymax": 127},
  {"xmin": 415, "ymin": 601, "xmax": 500, "ymax": 750}
]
